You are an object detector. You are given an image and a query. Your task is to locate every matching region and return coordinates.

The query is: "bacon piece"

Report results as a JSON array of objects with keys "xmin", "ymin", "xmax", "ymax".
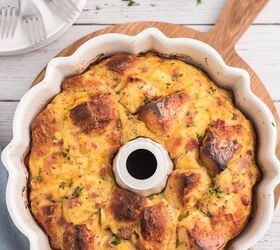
[
  {"xmin": 119, "ymin": 227, "xmax": 132, "ymax": 239},
  {"xmin": 186, "ymin": 138, "xmax": 198, "ymax": 152}
]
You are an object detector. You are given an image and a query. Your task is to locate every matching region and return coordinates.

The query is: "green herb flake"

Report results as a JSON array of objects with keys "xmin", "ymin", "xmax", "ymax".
[
  {"xmin": 72, "ymin": 186, "xmax": 83, "ymax": 198},
  {"xmin": 111, "ymin": 234, "xmax": 121, "ymax": 245},
  {"xmin": 144, "ymin": 96, "xmax": 151, "ymax": 105},
  {"xmin": 196, "ymin": 133, "xmax": 203, "ymax": 142},
  {"xmin": 52, "ymin": 135, "xmax": 59, "ymax": 144},
  {"xmin": 178, "ymin": 211, "xmax": 189, "ymax": 221},
  {"xmin": 138, "ymin": 51, "xmax": 145, "ymax": 56},
  {"xmin": 176, "ymin": 238, "xmax": 182, "ymax": 247},
  {"xmin": 122, "ymin": 0, "xmax": 136, "ymax": 6},
  {"xmin": 209, "ymin": 86, "xmax": 217, "ymax": 95},
  {"xmin": 271, "ymin": 122, "xmax": 275, "ymax": 127},
  {"xmin": 59, "ymin": 182, "xmax": 65, "ymax": 189},
  {"xmin": 69, "ymin": 180, "xmax": 73, "ymax": 187},
  {"xmin": 113, "ymin": 77, "xmax": 121, "ymax": 84},
  {"xmin": 252, "ymin": 159, "xmax": 256, "ymax": 165},
  {"xmin": 202, "ymin": 210, "xmax": 212, "ymax": 217},
  {"xmin": 172, "ymin": 72, "xmax": 184, "ymax": 81},
  {"xmin": 209, "ymin": 186, "xmax": 223, "ymax": 198},
  {"xmin": 61, "ymin": 148, "xmax": 70, "ymax": 160},
  {"xmin": 196, "ymin": 0, "xmax": 202, "ymax": 5},
  {"xmin": 35, "ymin": 175, "xmax": 42, "ymax": 182}
]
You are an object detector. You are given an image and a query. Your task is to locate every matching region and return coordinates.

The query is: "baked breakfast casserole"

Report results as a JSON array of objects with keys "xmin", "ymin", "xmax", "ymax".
[{"xmin": 27, "ymin": 52, "xmax": 260, "ymax": 250}]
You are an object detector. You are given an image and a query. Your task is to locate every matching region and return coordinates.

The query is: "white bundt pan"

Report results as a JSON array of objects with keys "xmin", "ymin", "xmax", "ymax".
[{"xmin": 1, "ymin": 28, "xmax": 280, "ymax": 250}]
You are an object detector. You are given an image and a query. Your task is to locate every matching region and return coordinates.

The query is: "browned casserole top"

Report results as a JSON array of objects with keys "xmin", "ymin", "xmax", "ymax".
[{"xmin": 27, "ymin": 52, "xmax": 260, "ymax": 250}]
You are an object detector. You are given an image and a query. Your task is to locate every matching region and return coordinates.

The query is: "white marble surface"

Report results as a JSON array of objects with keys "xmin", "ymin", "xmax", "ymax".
[{"xmin": 0, "ymin": 0, "xmax": 279, "ymax": 249}]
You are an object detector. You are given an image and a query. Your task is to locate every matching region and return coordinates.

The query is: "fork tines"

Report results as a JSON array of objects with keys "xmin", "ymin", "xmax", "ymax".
[
  {"xmin": 0, "ymin": 1, "xmax": 20, "ymax": 39},
  {"xmin": 22, "ymin": 3, "xmax": 46, "ymax": 45}
]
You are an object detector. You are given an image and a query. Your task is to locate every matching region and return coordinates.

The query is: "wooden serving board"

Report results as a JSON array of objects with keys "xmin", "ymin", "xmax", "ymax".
[{"xmin": 32, "ymin": 0, "xmax": 280, "ymax": 202}]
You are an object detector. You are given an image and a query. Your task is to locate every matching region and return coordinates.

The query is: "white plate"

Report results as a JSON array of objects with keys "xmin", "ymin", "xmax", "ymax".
[{"xmin": 0, "ymin": 0, "xmax": 87, "ymax": 56}]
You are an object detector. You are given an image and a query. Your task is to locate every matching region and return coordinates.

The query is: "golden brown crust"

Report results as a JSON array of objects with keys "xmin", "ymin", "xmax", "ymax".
[
  {"xmin": 63, "ymin": 223, "xmax": 95, "ymax": 250},
  {"xmin": 31, "ymin": 109, "xmax": 58, "ymax": 150},
  {"xmin": 70, "ymin": 93, "xmax": 117, "ymax": 133},
  {"xmin": 138, "ymin": 92, "xmax": 189, "ymax": 133},
  {"xmin": 139, "ymin": 202, "xmax": 174, "ymax": 250},
  {"xmin": 199, "ymin": 120, "xmax": 242, "ymax": 176},
  {"xmin": 189, "ymin": 223, "xmax": 226, "ymax": 250},
  {"xmin": 109, "ymin": 187, "xmax": 146, "ymax": 222},
  {"xmin": 105, "ymin": 53, "xmax": 137, "ymax": 74},
  {"xmin": 62, "ymin": 75, "xmax": 102, "ymax": 92},
  {"xmin": 35, "ymin": 203, "xmax": 62, "ymax": 249},
  {"xmin": 175, "ymin": 172, "xmax": 200, "ymax": 205},
  {"xmin": 140, "ymin": 203, "xmax": 167, "ymax": 243},
  {"xmin": 164, "ymin": 169, "xmax": 210, "ymax": 210}
]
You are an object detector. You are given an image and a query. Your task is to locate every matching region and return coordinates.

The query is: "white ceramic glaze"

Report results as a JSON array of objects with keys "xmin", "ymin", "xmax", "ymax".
[
  {"xmin": 1, "ymin": 28, "xmax": 280, "ymax": 250},
  {"xmin": 113, "ymin": 137, "xmax": 173, "ymax": 197},
  {"xmin": 0, "ymin": 0, "xmax": 87, "ymax": 56}
]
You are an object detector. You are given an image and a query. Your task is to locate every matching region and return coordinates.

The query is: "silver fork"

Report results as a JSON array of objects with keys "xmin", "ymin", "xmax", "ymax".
[
  {"xmin": 0, "ymin": 0, "xmax": 20, "ymax": 38},
  {"xmin": 22, "ymin": 0, "xmax": 46, "ymax": 45},
  {"xmin": 44, "ymin": 0, "xmax": 80, "ymax": 22}
]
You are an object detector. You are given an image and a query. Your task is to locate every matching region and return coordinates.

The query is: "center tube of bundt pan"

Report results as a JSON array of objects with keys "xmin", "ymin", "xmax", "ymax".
[{"xmin": 113, "ymin": 137, "xmax": 173, "ymax": 197}]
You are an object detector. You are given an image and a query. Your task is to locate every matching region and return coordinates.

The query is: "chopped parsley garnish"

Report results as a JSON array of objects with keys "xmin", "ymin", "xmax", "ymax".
[
  {"xmin": 116, "ymin": 121, "xmax": 122, "ymax": 130},
  {"xmin": 196, "ymin": 133, "xmax": 203, "ymax": 142},
  {"xmin": 144, "ymin": 96, "xmax": 151, "ymax": 104},
  {"xmin": 176, "ymin": 238, "xmax": 183, "ymax": 247},
  {"xmin": 138, "ymin": 51, "xmax": 145, "ymax": 56},
  {"xmin": 72, "ymin": 186, "xmax": 83, "ymax": 198},
  {"xmin": 51, "ymin": 135, "xmax": 59, "ymax": 144},
  {"xmin": 209, "ymin": 86, "xmax": 217, "ymax": 95},
  {"xmin": 113, "ymin": 77, "xmax": 121, "ymax": 84},
  {"xmin": 111, "ymin": 234, "xmax": 121, "ymax": 245},
  {"xmin": 178, "ymin": 211, "xmax": 189, "ymax": 221},
  {"xmin": 202, "ymin": 210, "xmax": 212, "ymax": 217},
  {"xmin": 179, "ymin": 93, "xmax": 184, "ymax": 100},
  {"xmin": 172, "ymin": 72, "xmax": 184, "ymax": 81},
  {"xmin": 271, "ymin": 122, "xmax": 275, "ymax": 127},
  {"xmin": 35, "ymin": 175, "xmax": 42, "ymax": 182},
  {"xmin": 209, "ymin": 186, "xmax": 223, "ymax": 198},
  {"xmin": 196, "ymin": 0, "xmax": 202, "ymax": 5},
  {"xmin": 61, "ymin": 148, "xmax": 70, "ymax": 160},
  {"xmin": 59, "ymin": 182, "xmax": 65, "ymax": 189},
  {"xmin": 122, "ymin": 0, "xmax": 136, "ymax": 6}
]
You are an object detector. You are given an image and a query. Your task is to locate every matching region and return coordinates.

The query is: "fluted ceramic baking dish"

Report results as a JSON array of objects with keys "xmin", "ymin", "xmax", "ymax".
[{"xmin": 1, "ymin": 28, "xmax": 280, "ymax": 250}]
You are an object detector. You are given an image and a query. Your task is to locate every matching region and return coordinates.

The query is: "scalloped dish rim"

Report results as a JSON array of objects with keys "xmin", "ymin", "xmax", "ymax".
[{"xmin": 1, "ymin": 28, "xmax": 280, "ymax": 250}]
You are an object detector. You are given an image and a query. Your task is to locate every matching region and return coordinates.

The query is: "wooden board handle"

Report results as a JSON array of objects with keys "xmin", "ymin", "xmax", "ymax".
[{"xmin": 203, "ymin": 0, "xmax": 269, "ymax": 56}]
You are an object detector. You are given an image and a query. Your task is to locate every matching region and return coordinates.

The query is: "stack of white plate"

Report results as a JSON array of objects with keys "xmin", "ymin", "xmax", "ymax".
[{"xmin": 0, "ymin": 0, "xmax": 87, "ymax": 56}]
